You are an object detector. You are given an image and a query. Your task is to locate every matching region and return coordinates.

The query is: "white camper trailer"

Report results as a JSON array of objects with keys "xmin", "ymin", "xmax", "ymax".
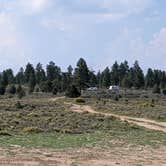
[{"xmin": 109, "ymin": 85, "xmax": 119, "ymax": 92}]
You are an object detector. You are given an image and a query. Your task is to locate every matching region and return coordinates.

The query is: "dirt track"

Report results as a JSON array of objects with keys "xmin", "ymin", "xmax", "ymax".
[{"xmin": 70, "ymin": 103, "xmax": 166, "ymax": 133}]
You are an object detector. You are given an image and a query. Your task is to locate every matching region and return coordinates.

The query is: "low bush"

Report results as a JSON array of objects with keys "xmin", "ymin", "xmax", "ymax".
[
  {"xmin": 6, "ymin": 85, "xmax": 16, "ymax": 95},
  {"xmin": 75, "ymin": 98, "xmax": 86, "ymax": 103},
  {"xmin": 15, "ymin": 101, "xmax": 24, "ymax": 109},
  {"xmin": 152, "ymin": 85, "xmax": 160, "ymax": 94},
  {"xmin": 162, "ymin": 89, "xmax": 166, "ymax": 95},
  {"xmin": 22, "ymin": 127, "xmax": 43, "ymax": 133},
  {"xmin": 65, "ymin": 85, "xmax": 81, "ymax": 98},
  {"xmin": 0, "ymin": 131, "xmax": 12, "ymax": 136}
]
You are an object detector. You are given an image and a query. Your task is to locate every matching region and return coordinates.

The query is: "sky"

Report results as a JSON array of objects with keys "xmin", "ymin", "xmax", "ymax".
[{"xmin": 0, "ymin": 0, "xmax": 166, "ymax": 72}]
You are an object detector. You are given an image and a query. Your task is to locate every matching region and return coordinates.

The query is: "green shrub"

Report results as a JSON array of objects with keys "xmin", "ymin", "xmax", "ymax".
[
  {"xmin": 16, "ymin": 85, "xmax": 26, "ymax": 99},
  {"xmin": 113, "ymin": 95, "xmax": 119, "ymax": 101},
  {"xmin": 152, "ymin": 84, "xmax": 160, "ymax": 94},
  {"xmin": 40, "ymin": 81, "xmax": 53, "ymax": 92},
  {"xmin": 75, "ymin": 98, "xmax": 85, "ymax": 103},
  {"xmin": 22, "ymin": 127, "xmax": 43, "ymax": 133},
  {"xmin": 162, "ymin": 89, "xmax": 166, "ymax": 95},
  {"xmin": 15, "ymin": 101, "xmax": 23, "ymax": 109},
  {"xmin": 52, "ymin": 87, "xmax": 58, "ymax": 95},
  {"xmin": 0, "ymin": 86, "xmax": 6, "ymax": 95},
  {"xmin": 34, "ymin": 84, "xmax": 40, "ymax": 92},
  {"xmin": 65, "ymin": 85, "xmax": 81, "ymax": 98},
  {"xmin": 6, "ymin": 85, "xmax": 16, "ymax": 94},
  {"xmin": 0, "ymin": 131, "xmax": 12, "ymax": 136}
]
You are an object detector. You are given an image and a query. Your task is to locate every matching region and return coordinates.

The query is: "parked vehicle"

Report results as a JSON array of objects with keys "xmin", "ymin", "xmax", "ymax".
[{"xmin": 87, "ymin": 87, "xmax": 98, "ymax": 91}]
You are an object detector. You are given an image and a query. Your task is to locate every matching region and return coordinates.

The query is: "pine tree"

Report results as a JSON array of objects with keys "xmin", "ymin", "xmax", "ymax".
[
  {"xmin": 119, "ymin": 61, "xmax": 129, "ymax": 86},
  {"xmin": 5, "ymin": 69, "xmax": 14, "ymax": 84},
  {"xmin": 46, "ymin": 61, "xmax": 61, "ymax": 82},
  {"xmin": 132, "ymin": 61, "xmax": 145, "ymax": 88},
  {"xmin": 145, "ymin": 68, "xmax": 154, "ymax": 88},
  {"xmin": 29, "ymin": 72, "xmax": 36, "ymax": 93},
  {"xmin": 25, "ymin": 63, "xmax": 35, "ymax": 83},
  {"xmin": 73, "ymin": 58, "xmax": 90, "ymax": 90},
  {"xmin": 89, "ymin": 71, "xmax": 97, "ymax": 87},
  {"xmin": 102, "ymin": 67, "xmax": 111, "ymax": 88},
  {"xmin": 1, "ymin": 71, "xmax": 8, "ymax": 87},
  {"xmin": 111, "ymin": 61, "xmax": 120, "ymax": 85},
  {"xmin": 35, "ymin": 63, "xmax": 46, "ymax": 84},
  {"xmin": 16, "ymin": 68, "xmax": 25, "ymax": 84}
]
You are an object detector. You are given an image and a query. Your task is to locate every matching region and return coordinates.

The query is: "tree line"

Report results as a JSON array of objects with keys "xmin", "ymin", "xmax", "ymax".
[{"xmin": 0, "ymin": 58, "xmax": 166, "ymax": 96}]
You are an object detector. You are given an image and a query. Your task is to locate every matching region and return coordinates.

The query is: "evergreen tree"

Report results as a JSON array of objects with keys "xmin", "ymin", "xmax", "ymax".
[
  {"xmin": 29, "ymin": 72, "xmax": 36, "ymax": 93},
  {"xmin": 89, "ymin": 70, "xmax": 97, "ymax": 87},
  {"xmin": 1, "ymin": 71, "xmax": 8, "ymax": 87},
  {"xmin": 40, "ymin": 81, "xmax": 53, "ymax": 92},
  {"xmin": 111, "ymin": 61, "xmax": 120, "ymax": 85},
  {"xmin": 35, "ymin": 63, "xmax": 46, "ymax": 84},
  {"xmin": 65, "ymin": 85, "xmax": 81, "ymax": 98},
  {"xmin": 46, "ymin": 61, "xmax": 61, "ymax": 81},
  {"xmin": 5, "ymin": 69, "xmax": 14, "ymax": 84},
  {"xmin": 67, "ymin": 65, "xmax": 73, "ymax": 85},
  {"xmin": 132, "ymin": 61, "xmax": 145, "ymax": 88},
  {"xmin": 16, "ymin": 68, "xmax": 25, "ymax": 84},
  {"xmin": 24, "ymin": 63, "xmax": 35, "ymax": 83},
  {"xmin": 145, "ymin": 68, "xmax": 154, "ymax": 88},
  {"xmin": 101, "ymin": 67, "xmax": 111, "ymax": 88},
  {"xmin": 73, "ymin": 58, "xmax": 90, "ymax": 90},
  {"xmin": 16, "ymin": 84, "xmax": 26, "ymax": 99},
  {"xmin": 119, "ymin": 61, "xmax": 129, "ymax": 85},
  {"xmin": 61, "ymin": 72, "xmax": 69, "ymax": 92}
]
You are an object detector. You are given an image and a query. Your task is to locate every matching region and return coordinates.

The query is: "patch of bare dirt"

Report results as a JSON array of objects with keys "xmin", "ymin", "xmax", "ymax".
[{"xmin": 0, "ymin": 145, "xmax": 166, "ymax": 166}]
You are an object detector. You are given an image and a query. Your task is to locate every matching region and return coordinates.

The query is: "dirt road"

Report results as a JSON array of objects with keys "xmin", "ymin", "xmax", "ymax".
[{"xmin": 70, "ymin": 103, "xmax": 166, "ymax": 133}]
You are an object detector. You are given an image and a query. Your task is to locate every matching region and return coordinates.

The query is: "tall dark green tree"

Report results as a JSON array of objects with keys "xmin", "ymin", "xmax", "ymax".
[
  {"xmin": 89, "ymin": 70, "xmax": 97, "ymax": 87},
  {"xmin": 101, "ymin": 67, "xmax": 111, "ymax": 88},
  {"xmin": 16, "ymin": 67, "xmax": 25, "ymax": 84},
  {"xmin": 111, "ymin": 61, "xmax": 120, "ymax": 85},
  {"xmin": 1, "ymin": 71, "xmax": 8, "ymax": 87},
  {"xmin": 73, "ymin": 58, "xmax": 90, "ymax": 90},
  {"xmin": 61, "ymin": 72, "xmax": 68, "ymax": 91},
  {"xmin": 145, "ymin": 68, "xmax": 154, "ymax": 88},
  {"xmin": 29, "ymin": 71, "xmax": 36, "ymax": 92},
  {"xmin": 67, "ymin": 65, "xmax": 73, "ymax": 85},
  {"xmin": 35, "ymin": 63, "xmax": 46, "ymax": 84},
  {"xmin": 132, "ymin": 61, "xmax": 145, "ymax": 88},
  {"xmin": 24, "ymin": 63, "xmax": 35, "ymax": 83},
  {"xmin": 119, "ymin": 61, "xmax": 129, "ymax": 86},
  {"xmin": 46, "ymin": 61, "xmax": 61, "ymax": 82},
  {"xmin": 5, "ymin": 69, "xmax": 14, "ymax": 84}
]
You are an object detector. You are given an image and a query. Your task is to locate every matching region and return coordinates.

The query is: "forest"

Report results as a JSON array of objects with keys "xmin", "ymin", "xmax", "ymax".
[{"xmin": 0, "ymin": 58, "xmax": 166, "ymax": 96}]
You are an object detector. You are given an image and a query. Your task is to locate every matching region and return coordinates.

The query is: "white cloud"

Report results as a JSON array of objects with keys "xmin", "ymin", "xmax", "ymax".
[
  {"xmin": 147, "ymin": 28, "xmax": 166, "ymax": 54},
  {"xmin": 0, "ymin": 12, "xmax": 28, "ymax": 67},
  {"xmin": 18, "ymin": 0, "xmax": 53, "ymax": 15},
  {"xmin": 145, "ymin": 28, "xmax": 166, "ymax": 69},
  {"xmin": 102, "ymin": 0, "xmax": 152, "ymax": 12}
]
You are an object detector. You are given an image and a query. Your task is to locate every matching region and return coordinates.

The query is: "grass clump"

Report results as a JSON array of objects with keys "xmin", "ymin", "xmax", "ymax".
[
  {"xmin": 75, "ymin": 97, "xmax": 86, "ymax": 103},
  {"xmin": 22, "ymin": 127, "xmax": 43, "ymax": 133},
  {"xmin": 0, "ymin": 131, "xmax": 12, "ymax": 136}
]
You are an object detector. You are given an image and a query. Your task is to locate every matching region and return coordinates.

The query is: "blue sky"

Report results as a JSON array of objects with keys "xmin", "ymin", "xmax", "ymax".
[{"xmin": 0, "ymin": 0, "xmax": 166, "ymax": 72}]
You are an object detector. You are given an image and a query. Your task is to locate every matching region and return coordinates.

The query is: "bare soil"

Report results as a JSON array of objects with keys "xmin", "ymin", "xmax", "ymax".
[{"xmin": 0, "ymin": 145, "xmax": 166, "ymax": 166}]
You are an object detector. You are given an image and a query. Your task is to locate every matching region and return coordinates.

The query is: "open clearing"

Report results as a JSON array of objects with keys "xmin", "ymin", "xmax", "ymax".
[
  {"xmin": 0, "ymin": 93, "xmax": 166, "ymax": 165},
  {"xmin": 0, "ymin": 145, "xmax": 166, "ymax": 166}
]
